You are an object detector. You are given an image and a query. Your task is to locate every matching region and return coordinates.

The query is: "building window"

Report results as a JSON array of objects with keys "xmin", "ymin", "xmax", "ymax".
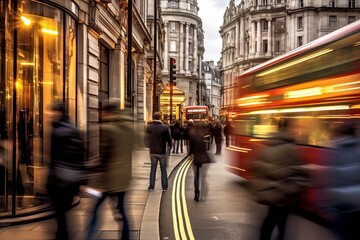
[
  {"xmin": 261, "ymin": 0, "xmax": 268, "ymax": 5},
  {"xmin": 170, "ymin": 41, "xmax": 177, "ymax": 52},
  {"xmin": 329, "ymin": 0, "xmax": 335, "ymax": 7},
  {"xmin": 349, "ymin": 0, "xmax": 355, "ymax": 8},
  {"xmin": 329, "ymin": 16, "xmax": 337, "ymax": 28},
  {"xmin": 297, "ymin": 17, "xmax": 303, "ymax": 30},
  {"xmin": 188, "ymin": 97, "xmax": 192, "ymax": 106},
  {"xmin": 300, "ymin": 0, "xmax": 304, "ymax": 8},
  {"xmin": 277, "ymin": 0, "xmax": 282, "ymax": 3},
  {"xmin": 263, "ymin": 40, "xmax": 268, "ymax": 53},
  {"xmin": 170, "ymin": 22, "xmax": 176, "ymax": 32},
  {"xmin": 100, "ymin": 44, "xmax": 109, "ymax": 101},
  {"xmin": 263, "ymin": 20, "xmax": 268, "ymax": 31},
  {"xmin": 169, "ymin": 1, "xmax": 178, "ymax": 8},
  {"xmin": 297, "ymin": 36, "xmax": 303, "ymax": 47},
  {"xmin": 348, "ymin": 16, "xmax": 356, "ymax": 23},
  {"xmin": 275, "ymin": 41, "xmax": 281, "ymax": 52}
]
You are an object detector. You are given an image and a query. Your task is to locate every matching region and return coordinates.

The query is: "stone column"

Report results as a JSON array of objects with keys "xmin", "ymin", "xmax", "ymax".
[
  {"xmin": 185, "ymin": 23, "xmax": 190, "ymax": 74},
  {"xmin": 239, "ymin": 17, "xmax": 245, "ymax": 60},
  {"xmin": 266, "ymin": 18, "xmax": 272, "ymax": 57},
  {"xmin": 180, "ymin": 22, "xmax": 184, "ymax": 73},
  {"xmin": 193, "ymin": 27, "xmax": 198, "ymax": 75},
  {"xmin": 135, "ymin": 53, "xmax": 145, "ymax": 122},
  {"xmin": 235, "ymin": 20, "xmax": 239, "ymax": 59},
  {"xmin": 256, "ymin": 20, "xmax": 261, "ymax": 57},
  {"xmin": 164, "ymin": 21, "xmax": 169, "ymax": 72},
  {"xmin": 251, "ymin": 20, "xmax": 256, "ymax": 57}
]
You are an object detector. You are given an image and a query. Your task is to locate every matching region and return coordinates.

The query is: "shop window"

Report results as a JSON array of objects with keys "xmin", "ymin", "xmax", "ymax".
[{"xmin": 1, "ymin": 0, "xmax": 79, "ymax": 214}]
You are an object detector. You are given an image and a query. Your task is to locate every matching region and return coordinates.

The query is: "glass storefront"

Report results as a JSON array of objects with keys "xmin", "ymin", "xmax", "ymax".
[{"xmin": 0, "ymin": 0, "xmax": 77, "ymax": 215}]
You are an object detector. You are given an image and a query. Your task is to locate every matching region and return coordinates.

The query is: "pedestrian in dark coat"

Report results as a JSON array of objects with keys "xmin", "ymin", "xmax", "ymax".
[
  {"xmin": 224, "ymin": 122, "xmax": 233, "ymax": 147},
  {"xmin": 87, "ymin": 102, "xmax": 134, "ymax": 240},
  {"xmin": 170, "ymin": 119, "xmax": 183, "ymax": 154},
  {"xmin": 145, "ymin": 112, "xmax": 172, "ymax": 192},
  {"xmin": 46, "ymin": 103, "xmax": 85, "ymax": 240},
  {"xmin": 250, "ymin": 119, "xmax": 302, "ymax": 240},
  {"xmin": 213, "ymin": 121, "xmax": 222, "ymax": 154},
  {"xmin": 327, "ymin": 121, "xmax": 360, "ymax": 240},
  {"xmin": 189, "ymin": 121, "xmax": 211, "ymax": 201},
  {"xmin": 183, "ymin": 119, "xmax": 195, "ymax": 155}
]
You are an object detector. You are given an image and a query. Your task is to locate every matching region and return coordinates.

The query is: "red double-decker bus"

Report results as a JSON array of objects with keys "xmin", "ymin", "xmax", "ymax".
[
  {"xmin": 226, "ymin": 20, "xmax": 360, "ymax": 218},
  {"xmin": 183, "ymin": 106, "xmax": 209, "ymax": 122}
]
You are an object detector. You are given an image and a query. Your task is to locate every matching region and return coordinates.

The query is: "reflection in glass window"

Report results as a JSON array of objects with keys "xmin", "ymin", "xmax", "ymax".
[
  {"xmin": 232, "ymin": 107, "xmax": 357, "ymax": 148},
  {"xmin": 0, "ymin": 0, "xmax": 76, "ymax": 214}
]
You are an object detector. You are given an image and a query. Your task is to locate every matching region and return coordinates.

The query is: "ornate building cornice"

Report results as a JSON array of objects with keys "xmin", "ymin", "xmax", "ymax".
[{"xmin": 89, "ymin": 0, "xmax": 103, "ymax": 35}]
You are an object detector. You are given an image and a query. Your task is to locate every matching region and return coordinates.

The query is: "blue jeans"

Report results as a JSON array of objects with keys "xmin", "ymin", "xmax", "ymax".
[
  {"xmin": 149, "ymin": 153, "xmax": 168, "ymax": 189},
  {"xmin": 87, "ymin": 192, "xmax": 129, "ymax": 240}
]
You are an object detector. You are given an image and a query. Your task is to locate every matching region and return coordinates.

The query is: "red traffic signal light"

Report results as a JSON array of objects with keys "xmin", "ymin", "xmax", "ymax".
[{"xmin": 170, "ymin": 57, "xmax": 176, "ymax": 85}]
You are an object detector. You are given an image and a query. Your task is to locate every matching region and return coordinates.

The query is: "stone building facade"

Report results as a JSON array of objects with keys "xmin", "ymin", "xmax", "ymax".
[
  {"xmin": 160, "ymin": 0, "xmax": 205, "ymax": 119},
  {"xmin": 202, "ymin": 61, "xmax": 222, "ymax": 120},
  {"xmin": 219, "ymin": 0, "xmax": 360, "ymax": 112}
]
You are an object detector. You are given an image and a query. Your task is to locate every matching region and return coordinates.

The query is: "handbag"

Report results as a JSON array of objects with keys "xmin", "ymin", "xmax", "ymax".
[{"xmin": 193, "ymin": 152, "xmax": 211, "ymax": 165}]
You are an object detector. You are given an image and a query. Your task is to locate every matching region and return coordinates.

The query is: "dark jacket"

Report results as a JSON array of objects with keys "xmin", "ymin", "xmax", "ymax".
[
  {"xmin": 250, "ymin": 131, "xmax": 302, "ymax": 207},
  {"xmin": 47, "ymin": 116, "xmax": 85, "ymax": 187},
  {"xmin": 183, "ymin": 122, "xmax": 194, "ymax": 140},
  {"xmin": 170, "ymin": 123, "xmax": 183, "ymax": 140},
  {"xmin": 189, "ymin": 125, "xmax": 210, "ymax": 166},
  {"xmin": 328, "ymin": 136, "xmax": 360, "ymax": 213},
  {"xmin": 145, "ymin": 120, "xmax": 172, "ymax": 154}
]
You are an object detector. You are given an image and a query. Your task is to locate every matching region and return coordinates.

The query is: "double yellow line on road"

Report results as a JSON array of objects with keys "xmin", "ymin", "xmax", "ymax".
[{"xmin": 172, "ymin": 155, "xmax": 195, "ymax": 240}]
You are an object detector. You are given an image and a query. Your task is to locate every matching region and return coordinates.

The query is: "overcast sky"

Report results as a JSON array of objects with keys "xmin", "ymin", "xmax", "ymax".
[{"xmin": 198, "ymin": 0, "xmax": 229, "ymax": 62}]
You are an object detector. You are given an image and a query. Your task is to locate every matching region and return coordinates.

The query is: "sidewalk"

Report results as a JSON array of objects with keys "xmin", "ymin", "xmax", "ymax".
[{"xmin": 0, "ymin": 148, "xmax": 188, "ymax": 240}]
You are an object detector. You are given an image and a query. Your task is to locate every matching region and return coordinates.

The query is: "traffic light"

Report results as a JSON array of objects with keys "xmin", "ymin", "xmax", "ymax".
[{"xmin": 170, "ymin": 58, "xmax": 176, "ymax": 86}]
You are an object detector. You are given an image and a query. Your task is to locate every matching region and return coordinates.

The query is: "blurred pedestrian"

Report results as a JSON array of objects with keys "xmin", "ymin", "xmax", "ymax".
[
  {"xmin": 170, "ymin": 119, "xmax": 183, "ymax": 154},
  {"xmin": 183, "ymin": 119, "xmax": 195, "ymax": 155},
  {"xmin": 204, "ymin": 121, "xmax": 213, "ymax": 150},
  {"xmin": 189, "ymin": 121, "xmax": 211, "ymax": 202},
  {"xmin": 327, "ymin": 120, "xmax": 360, "ymax": 240},
  {"xmin": 86, "ymin": 102, "xmax": 134, "ymax": 240},
  {"xmin": 46, "ymin": 102, "xmax": 86, "ymax": 240},
  {"xmin": 213, "ymin": 121, "xmax": 222, "ymax": 155},
  {"xmin": 250, "ymin": 118, "xmax": 303, "ymax": 240},
  {"xmin": 224, "ymin": 121, "xmax": 233, "ymax": 147},
  {"xmin": 145, "ymin": 112, "xmax": 172, "ymax": 192}
]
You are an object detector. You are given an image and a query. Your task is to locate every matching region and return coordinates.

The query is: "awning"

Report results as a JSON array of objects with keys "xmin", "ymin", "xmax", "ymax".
[
  {"xmin": 159, "ymin": 87, "xmax": 186, "ymax": 115},
  {"xmin": 160, "ymin": 87, "xmax": 186, "ymax": 105}
]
